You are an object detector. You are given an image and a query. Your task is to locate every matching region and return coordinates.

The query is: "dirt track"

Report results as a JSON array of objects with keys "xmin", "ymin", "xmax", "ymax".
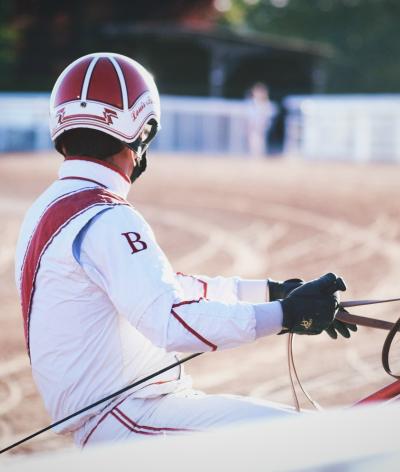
[{"xmin": 0, "ymin": 152, "xmax": 399, "ymax": 456}]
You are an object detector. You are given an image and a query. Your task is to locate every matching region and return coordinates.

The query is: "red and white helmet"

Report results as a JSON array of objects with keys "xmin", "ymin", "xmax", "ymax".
[{"xmin": 49, "ymin": 52, "xmax": 160, "ymax": 149}]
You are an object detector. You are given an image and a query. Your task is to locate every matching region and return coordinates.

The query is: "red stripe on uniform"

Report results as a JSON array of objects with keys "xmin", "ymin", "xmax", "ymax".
[
  {"xmin": 176, "ymin": 272, "xmax": 208, "ymax": 298},
  {"xmin": 115, "ymin": 407, "xmax": 193, "ymax": 432},
  {"xmin": 20, "ymin": 187, "xmax": 128, "ymax": 356},
  {"xmin": 171, "ymin": 299, "xmax": 217, "ymax": 351},
  {"xmin": 200, "ymin": 278, "xmax": 208, "ymax": 298},
  {"xmin": 82, "ymin": 393, "xmax": 134, "ymax": 447},
  {"xmin": 172, "ymin": 298, "xmax": 203, "ymax": 308},
  {"xmin": 111, "ymin": 411, "xmax": 159, "ymax": 436},
  {"xmin": 19, "ymin": 188, "xmax": 90, "ymax": 278}
]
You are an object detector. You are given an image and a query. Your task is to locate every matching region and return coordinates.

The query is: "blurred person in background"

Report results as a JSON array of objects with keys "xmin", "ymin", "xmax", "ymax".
[
  {"xmin": 246, "ymin": 82, "xmax": 273, "ymax": 157},
  {"xmin": 15, "ymin": 53, "xmax": 355, "ymax": 449}
]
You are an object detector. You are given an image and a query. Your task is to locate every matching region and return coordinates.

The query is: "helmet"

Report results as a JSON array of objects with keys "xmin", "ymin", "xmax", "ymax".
[{"xmin": 49, "ymin": 52, "xmax": 160, "ymax": 162}]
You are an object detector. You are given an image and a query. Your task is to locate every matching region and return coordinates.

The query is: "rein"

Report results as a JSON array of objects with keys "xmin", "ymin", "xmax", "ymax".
[{"xmin": 288, "ymin": 297, "xmax": 400, "ymax": 411}]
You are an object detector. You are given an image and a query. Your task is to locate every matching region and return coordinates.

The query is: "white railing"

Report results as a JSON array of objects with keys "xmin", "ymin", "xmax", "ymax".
[
  {"xmin": 284, "ymin": 95, "xmax": 400, "ymax": 162},
  {"xmin": 0, "ymin": 93, "xmax": 52, "ymax": 152},
  {"xmin": 0, "ymin": 93, "xmax": 276, "ymax": 155},
  {"xmin": 154, "ymin": 96, "xmax": 251, "ymax": 154},
  {"xmin": 3, "ymin": 92, "xmax": 399, "ymax": 162}
]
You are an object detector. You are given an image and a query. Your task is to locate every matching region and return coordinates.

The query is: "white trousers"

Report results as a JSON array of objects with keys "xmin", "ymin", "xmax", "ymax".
[{"xmin": 75, "ymin": 389, "xmax": 295, "ymax": 447}]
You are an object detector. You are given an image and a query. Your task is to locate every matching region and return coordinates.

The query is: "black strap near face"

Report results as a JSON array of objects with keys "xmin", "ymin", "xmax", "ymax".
[
  {"xmin": 130, "ymin": 153, "xmax": 147, "ymax": 183},
  {"xmin": 127, "ymin": 119, "xmax": 159, "ymax": 156},
  {"xmin": 126, "ymin": 118, "xmax": 158, "ymax": 183}
]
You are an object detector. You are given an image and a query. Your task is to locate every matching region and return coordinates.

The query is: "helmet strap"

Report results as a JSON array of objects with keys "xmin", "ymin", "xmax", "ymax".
[
  {"xmin": 130, "ymin": 152, "xmax": 147, "ymax": 183},
  {"xmin": 127, "ymin": 119, "xmax": 158, "ymax": 183}
]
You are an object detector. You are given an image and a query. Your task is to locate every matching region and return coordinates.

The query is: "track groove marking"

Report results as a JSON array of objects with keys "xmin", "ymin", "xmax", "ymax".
[
  {"xmin": 0, "ymin": 379, "xmax": 23, "ymax": 415},
  {"xmin": 0, "ymin": 355, "xmax": 28, "ymax": 377},
  {"xmin": 156, "ymin": 192, "xmax": 400, "ymax": 298},
  {"xmin": 141, "ymin": 205, "xmax": 271, "ymax": 276}
]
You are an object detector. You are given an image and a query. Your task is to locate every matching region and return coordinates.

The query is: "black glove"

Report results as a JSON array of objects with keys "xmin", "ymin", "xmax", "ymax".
[
  {"xmin": 268, "ymin": 278, "xmax": 304, "ymax": 301},
  {"xmin": 325, "ymin": 316, "xmax": 358, "ymax": 339},
  {"xmin": 280, "ymin": 273, "xmax": 346, "ymax": 335}
]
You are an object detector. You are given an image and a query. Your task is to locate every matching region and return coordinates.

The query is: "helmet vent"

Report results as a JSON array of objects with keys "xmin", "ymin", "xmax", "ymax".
[
  {"xmin": 86, "ymin": 58, "xmax": 124, "ymax": 110},
  {"xmin": 54, "ymin": 57, "xmax": 92, "ymax": 107}
]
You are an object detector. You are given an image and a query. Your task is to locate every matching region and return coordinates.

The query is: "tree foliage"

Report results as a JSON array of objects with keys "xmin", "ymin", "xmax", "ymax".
[
  {"xmin": 219, "ymin": 0, "xmax": 400, "ymax": 93},
  {"xmin": 0, "ymin": 1, "xmax": 18, "ymax": 89}
]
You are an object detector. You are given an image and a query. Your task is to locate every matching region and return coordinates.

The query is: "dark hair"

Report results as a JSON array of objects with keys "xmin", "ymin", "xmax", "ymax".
[{"xmin": 55, "ymin": 128, "xmax": 125, "ymax": 160}]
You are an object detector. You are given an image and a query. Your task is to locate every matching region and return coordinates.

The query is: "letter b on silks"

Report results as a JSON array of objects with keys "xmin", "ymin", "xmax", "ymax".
[{"xmin": 121, "ymin": 232, "xmax": 148, "ymax": 254}]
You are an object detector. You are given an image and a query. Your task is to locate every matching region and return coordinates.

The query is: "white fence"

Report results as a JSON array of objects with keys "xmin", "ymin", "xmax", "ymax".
[
  {"xmin": 153, "ymin": 96, "xmax": 265, "ymax": 154},
  {"xmin": 2, "ymin": 93, "xmax": 400, "ymax": 162},
  {"xmin": 284, "ymin": 95, "xmax": 400, "ymax": 162},
  {"xmin": 0, "ymin": 93, "xmax": 276, "ymax": 155},
  {"xmin": 0, "ymin": 93, "xmax": 53, "ymax": 152}
]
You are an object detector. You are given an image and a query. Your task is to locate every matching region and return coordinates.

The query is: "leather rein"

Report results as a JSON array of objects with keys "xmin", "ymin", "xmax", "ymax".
[{"xmin": 288, "ymin": 297, "xmax": 400, "ymax": 411}]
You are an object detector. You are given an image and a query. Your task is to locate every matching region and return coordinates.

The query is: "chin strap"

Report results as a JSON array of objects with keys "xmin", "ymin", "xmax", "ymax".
[
  {"xmin": 130, "ymin": 153, "xmax": 147, "ymax": 183},
  {"xmin": 127, "ymin": 118, "xmax": 158, "ymax": 183}
]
